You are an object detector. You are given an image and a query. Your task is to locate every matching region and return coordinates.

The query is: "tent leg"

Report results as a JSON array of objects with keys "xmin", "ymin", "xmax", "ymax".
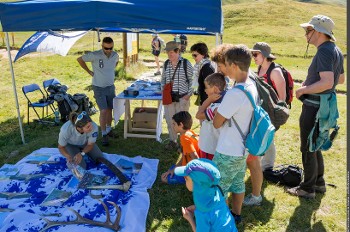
[{"xmin": 5, "ymin": 32, "xmax": 26, "ymax": 144}]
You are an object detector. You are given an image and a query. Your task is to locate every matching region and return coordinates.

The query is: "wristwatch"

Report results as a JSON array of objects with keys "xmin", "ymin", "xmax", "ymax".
[{"xmin": 81, "ymin": 151, "xmax": 86, "ymax": 156}]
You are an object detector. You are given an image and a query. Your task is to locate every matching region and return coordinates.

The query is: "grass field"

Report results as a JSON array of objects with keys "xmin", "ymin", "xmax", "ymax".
[{"xmin": 0, "ymin": 0, "xmax": 347, "ymax": 231}]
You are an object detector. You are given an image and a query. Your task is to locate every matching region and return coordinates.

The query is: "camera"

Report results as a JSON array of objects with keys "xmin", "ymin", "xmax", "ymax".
[{"xmin": 171, "ymin": 93, "xmax": 180, "ymax": 102}]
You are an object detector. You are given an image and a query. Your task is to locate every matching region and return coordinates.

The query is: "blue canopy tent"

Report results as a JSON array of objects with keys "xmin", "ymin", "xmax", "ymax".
[{"xmin": 0, "ymin": 0, "xmax": 223, "ymax": 144}]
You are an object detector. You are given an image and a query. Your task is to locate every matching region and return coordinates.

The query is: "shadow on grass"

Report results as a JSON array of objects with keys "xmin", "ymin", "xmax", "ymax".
[
  {"xmin": 239, "ymin": 178, "xmax": 276, "ymax": 231},
  {"xmin": 99, "ymin": 121, "xmax": 193, "ymax": 231},
  {"xmin": 0, "ymin": 116, "xmax": 61, "ymax": 166},
  {"xmin": 286, "ymin": 193, "xmax": 325, "ymax": 231}
]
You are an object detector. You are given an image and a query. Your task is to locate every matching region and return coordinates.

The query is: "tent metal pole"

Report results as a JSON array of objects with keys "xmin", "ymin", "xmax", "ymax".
[{"xmin": 5, "ymin": 32, "xmax": 26, "ymax": 144}]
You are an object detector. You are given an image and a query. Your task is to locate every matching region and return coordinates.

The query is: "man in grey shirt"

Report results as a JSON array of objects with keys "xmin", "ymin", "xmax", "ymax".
[
  {"xmin": 77, "ymin": 37, "xmax": 119, "ymax": 146},
  {"xmin": 287, "ymin": 15, "xmax": 344, "ymax": 199}
]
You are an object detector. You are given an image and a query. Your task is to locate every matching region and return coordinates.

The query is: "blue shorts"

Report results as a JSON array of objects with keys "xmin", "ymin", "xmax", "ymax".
[
  {"xmin": 92, "ymin": 85, "xmax": 115, "ymax": 110},
  {"xmin": 213, "ymin": 152, "xmax": 248, "ymax": 197},
  {"xmin": 167, "ymin": 164, "xmax": 185, "ymax": 184}
]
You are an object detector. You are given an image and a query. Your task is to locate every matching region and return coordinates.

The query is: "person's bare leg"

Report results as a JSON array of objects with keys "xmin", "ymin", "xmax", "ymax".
[
  {"xmin": 231, "ymin": 192, "xmax": 245, "ymax": 215},
  {"xmin": 100, "ymin": 109, "xmax": 107, "ymax": 134},
  {"xmin": 105, "ymin": 108, "xmax": 113, "ymax": 128},
  {"xmin": 247, "ymin": 158, "xmax": 263, "ymax": 197},
  {"xmin": 155, "ymin": 56, "xmax": 160, "ymax": 72}
]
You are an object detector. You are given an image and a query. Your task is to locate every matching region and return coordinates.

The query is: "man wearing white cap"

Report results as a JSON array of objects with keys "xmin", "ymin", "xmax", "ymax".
[{"xmin": 286, "ymin": 15, "xmax": 344, "ymax": 199}]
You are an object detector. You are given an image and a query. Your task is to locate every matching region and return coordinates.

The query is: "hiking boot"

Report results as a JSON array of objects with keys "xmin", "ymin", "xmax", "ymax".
[
  {"xmin": 154, "ymin": 71, "xmax": 161, "ymax": 76},
  {"xmin": 107, "ymin": 130, "xmax": 118, "ymax": 139},
  {"xmin": 102, "ymin": 135, "xmax": 109, "ymax": 146},
  {"xmin": 243, "ymin": 193, "xmax": 262, "ymax": 206},
  {"xmin": 286, "ymin": 186, "xmax": 315, "ymax": 199},
  {"xmin": 230, "ymin": 211, "xmax": 242, "ymax": 224},
  {"xmin": 314, "ymin": 185, "xmax": 326, "ymax": 194}
]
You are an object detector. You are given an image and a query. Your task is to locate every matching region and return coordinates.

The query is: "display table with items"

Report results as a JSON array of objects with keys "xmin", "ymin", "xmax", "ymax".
[{"xmin": 113, "ymin": 79, "xmax": 164, "ymax": 142}]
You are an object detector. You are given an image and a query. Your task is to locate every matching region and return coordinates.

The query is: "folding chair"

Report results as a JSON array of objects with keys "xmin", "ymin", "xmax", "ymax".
[{"xmin": 22, "ymin": 83, "xmax": 55, "ymax": 124}]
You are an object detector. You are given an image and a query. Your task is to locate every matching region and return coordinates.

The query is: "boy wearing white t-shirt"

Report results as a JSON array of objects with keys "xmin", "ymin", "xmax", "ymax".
[
  {"xmin": 195, "ymin": 73, "xmax": 227, "ymax": 160},
  {"xmin": 213, "ymin": 44, "xmax": 258, "ymax": 224}
]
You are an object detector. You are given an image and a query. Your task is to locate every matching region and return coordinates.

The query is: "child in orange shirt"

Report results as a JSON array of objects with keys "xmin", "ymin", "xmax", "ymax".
[{"xmin": 161, "ymin": 111, "xmax": 200, "ymax": 184}]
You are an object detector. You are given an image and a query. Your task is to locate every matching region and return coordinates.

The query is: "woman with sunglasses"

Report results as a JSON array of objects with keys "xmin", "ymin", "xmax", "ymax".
[
  {"xmin": 190, "ymin": 43, "xmax": 215, "ymax": 106},
  {"xmin": 243, "ymin": 42, "xmax": 286, "ymax": 206},
  {"xmin": 58, "ymin": 111, "xmax": 103, "ymax": 169}
]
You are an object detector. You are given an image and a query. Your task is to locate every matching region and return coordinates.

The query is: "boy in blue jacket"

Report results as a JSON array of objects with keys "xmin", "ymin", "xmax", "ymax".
[{"xmin": 175, "ymin": 158, "xmax": 237, "ymax": 232}]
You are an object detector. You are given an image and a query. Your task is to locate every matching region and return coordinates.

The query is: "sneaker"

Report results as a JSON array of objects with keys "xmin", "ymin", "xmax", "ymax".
[
  {"xmin": 243, "ymin": 193, "xmax": 262, "ymax": 206},
  {"xmin": 107, "ymin": 130, "xmax": 118, "ymax": 139},
  {"xmin": 154, "ymin": 71, "xmax": 161, "ymax": 76},
  {"xmin": 286, "ymin": 186, "xmax": 315, "ymax": 199},
  {"xmin": 102, "ymin": 135, "xmax": 109, "ymax": 146},
  {"xmin": 314, "ymin": 185, "xmax": 326, "ymax": 194},
  {"xmin": 230, "ymin": 211, "xmax": 242, "ymax": 224}
]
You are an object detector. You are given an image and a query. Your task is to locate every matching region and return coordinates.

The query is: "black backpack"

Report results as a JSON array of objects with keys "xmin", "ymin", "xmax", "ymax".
[
  {"xmin": 249, "ymin": 72, "xmax": 289, "ymax": 130},
  {"xmin": 263, "ymin": 164, "xmax": 303, "ymax": 187}
]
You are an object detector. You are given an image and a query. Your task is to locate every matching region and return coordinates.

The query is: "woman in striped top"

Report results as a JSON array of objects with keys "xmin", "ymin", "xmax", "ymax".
[{"xmin": 161, "ymin": 41, "xmax": 194, "ymax": 150}]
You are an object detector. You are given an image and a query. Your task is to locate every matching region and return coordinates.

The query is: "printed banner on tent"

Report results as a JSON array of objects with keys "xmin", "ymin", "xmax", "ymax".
[{"xmin": 14, "ymin": 31, "xmax": 87, "ymax": 62}]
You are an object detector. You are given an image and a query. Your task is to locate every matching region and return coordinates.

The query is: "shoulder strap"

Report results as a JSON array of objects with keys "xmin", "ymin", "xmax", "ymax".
[
  {"xmin": 234, "ymin": 85, "xmax": 256, "ymax": 109},
  {"xmin": 183, "ymin": 58, "xmax": 189, "ymax": 83},
  {"xmin": 164, "ymin": 59, "xmax": 169, "ymax": 71},
  {"xmin": 231, "ymin": 85, "xmax": 256, "ymax": 141},
  {"xmin": 266, "ymin": 62, "xmax": 277, "ymax": 86}
]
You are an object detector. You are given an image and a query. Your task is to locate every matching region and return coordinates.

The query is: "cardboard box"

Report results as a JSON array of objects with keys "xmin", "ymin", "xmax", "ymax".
[{"xmin": 132, "ymin": 107, "xmax": 157, "ymax": 129}]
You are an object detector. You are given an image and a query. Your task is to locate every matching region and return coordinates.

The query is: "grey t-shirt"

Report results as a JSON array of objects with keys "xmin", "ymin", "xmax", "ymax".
[
  {"xmin": 304, "ymin": 41, "xmax": 344, "ymax": 94},
  {"xmin": 82, "ymin": 49, "xmax": 119, "ymax": 88},
  {"xmin": 58, "ymin": 121, "xmax": 99, "ymax": 146}
]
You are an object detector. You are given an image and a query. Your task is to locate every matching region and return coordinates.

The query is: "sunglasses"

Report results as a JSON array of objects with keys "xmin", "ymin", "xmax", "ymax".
[
  {"xmin": 192, "ymin": 53, "xmax": 199, "ymax": 58},
  {"xmin": 103, "ymin": 46, "xmax": 113, "ymax": 50},
  {"xmin": 252, "ymin": 53, "xmax": 259, "ymax": 58},
  {"xmin": 75, "ymin": 111, "xmax": 88, "ymax": 125},
  {"xmin": 305, "ymin": 29, "xmax": 314, "ymax": 36}
]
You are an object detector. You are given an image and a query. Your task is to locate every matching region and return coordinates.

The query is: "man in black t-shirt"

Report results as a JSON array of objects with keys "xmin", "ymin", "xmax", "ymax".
[{"xmin": 286, "ymin": 15, "xmax": 344, "ymax": 199}]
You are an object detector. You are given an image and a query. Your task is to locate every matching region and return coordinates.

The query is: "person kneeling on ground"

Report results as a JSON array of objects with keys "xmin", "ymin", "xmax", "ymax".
[
  {"xmin": 161, "ymin": 111, "xmax": 199, "ymax": 184},
  {"xmin": 175, "ymin": 158, "xmax": 238, "ymax": 232},
  {"xmin": 58, "ymin": 111, "xmax": 103, "ymax": 169}
]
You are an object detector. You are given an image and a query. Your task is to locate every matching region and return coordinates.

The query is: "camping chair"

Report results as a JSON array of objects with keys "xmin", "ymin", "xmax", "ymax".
[
  {"xmin": 43, "ymin": 78, "xmax": 61, "ymax": 111},
  {"xmin": 22, "ymin": 83, "xmax": 55, "ymax": 124}
]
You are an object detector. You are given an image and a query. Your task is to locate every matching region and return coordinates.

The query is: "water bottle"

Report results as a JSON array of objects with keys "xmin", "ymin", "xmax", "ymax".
[
  {"xmin": 66, "ymin": 162, "xmax": 86, "ymax": 181},
  {"xmin": 54, "ymin": 110, "xmax": 60, "ymax": 124}
]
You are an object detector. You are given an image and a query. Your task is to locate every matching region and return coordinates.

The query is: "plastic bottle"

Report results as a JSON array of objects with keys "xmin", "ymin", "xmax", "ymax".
[
  {"xmin": 54, "ymin": 110, "xmax": 60, "ymax": 124},
  {"xmin": 66, "ymin": 162, "xmax": 86, "ymax": 181}
]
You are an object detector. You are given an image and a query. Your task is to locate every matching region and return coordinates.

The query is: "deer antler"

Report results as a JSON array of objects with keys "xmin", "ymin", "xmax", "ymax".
[{"xmin": 40, "ymin": 200, "xmax": 121, "ymax": 232}]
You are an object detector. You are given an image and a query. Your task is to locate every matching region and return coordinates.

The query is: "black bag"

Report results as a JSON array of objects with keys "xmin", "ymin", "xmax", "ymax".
[
  {"xmin": 72, "ymin": 93, "xmax": 90, "ymax": 113},
  {"xmin": 249, "ymin": 72, "xmax": 289, "ymax": 130},
  {"xmin": 263, "ymin": 164, "xmax": 303, "ymax": 187}
]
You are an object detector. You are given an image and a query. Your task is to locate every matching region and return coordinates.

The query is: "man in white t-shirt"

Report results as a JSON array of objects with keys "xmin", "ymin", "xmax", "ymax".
[{"xmin": 213, "ymin": 44, "xmax": 258, "ymax": 224}]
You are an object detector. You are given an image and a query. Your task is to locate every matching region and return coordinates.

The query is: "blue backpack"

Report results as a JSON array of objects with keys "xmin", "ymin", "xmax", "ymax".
[{"xmin": 231, "ymin": 85, "xmax": 275, "ymax": 156}]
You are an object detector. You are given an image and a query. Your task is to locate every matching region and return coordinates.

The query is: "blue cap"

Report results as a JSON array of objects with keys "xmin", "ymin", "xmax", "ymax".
[{"xmin": 174, "ymin": 158, "xmax": 220, "ymax": 188}]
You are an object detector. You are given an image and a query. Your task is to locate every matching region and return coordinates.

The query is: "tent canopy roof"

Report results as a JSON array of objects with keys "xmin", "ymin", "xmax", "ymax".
[{"xmin": 0, "ymin": 0, "xmax": 223, "ymax": 34}]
